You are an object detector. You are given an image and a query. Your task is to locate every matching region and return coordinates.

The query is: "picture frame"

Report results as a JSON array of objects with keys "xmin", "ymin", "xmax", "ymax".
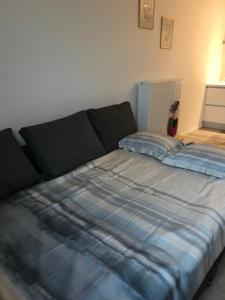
[
  {"xmin": 160, "ymin": 17, "xmax": 174, "ymax": 49},
  {"xmin": 139, "ymin": 0, "xmax": 155, "ymax": 30}
]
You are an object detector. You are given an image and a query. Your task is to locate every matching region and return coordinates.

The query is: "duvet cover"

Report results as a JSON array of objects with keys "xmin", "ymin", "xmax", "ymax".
[{"xmin": 1, "ymin": 150, "xmax": 225, "ymax": 300}]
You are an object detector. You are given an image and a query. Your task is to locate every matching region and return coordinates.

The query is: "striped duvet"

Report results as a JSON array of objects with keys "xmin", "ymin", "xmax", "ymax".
[{"xmin": 1, "ymin": 149, "xmax": 225, "ymax": 300}]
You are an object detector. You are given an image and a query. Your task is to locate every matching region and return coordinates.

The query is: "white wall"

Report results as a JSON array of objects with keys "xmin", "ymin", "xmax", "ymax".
[{"xmin": 0, "ymin": 0, "xmax": 225, "ymax": 136}]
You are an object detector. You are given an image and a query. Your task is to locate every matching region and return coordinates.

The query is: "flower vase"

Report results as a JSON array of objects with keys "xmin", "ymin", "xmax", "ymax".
[
  {"xmin": 167, "ymin": 117, "xmax": 178, "ymax": 137},
  {"xmin": 168, "ymin": 101, "xmax": 180, "ymax": 137}
]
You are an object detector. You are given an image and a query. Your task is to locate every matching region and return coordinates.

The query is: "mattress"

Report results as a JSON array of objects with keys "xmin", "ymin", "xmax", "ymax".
[{"xmin": 1, "ymin": 149, "xmax": 225, "ymax": 300}]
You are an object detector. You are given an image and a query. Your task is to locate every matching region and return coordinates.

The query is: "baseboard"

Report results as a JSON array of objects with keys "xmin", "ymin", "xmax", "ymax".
[{"xmin": 203, "ymin": 121, "xmax": 225, "ymax": 131}]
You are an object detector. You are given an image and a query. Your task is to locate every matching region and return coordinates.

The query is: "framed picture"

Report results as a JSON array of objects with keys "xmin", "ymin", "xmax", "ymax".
[
  {"xmin": 139, "ymin": 0, "xmax": 155, "ymax": 30},
  {"xmin": 160, "ymin": 17, "xmax": 174, "ymax": 49}
]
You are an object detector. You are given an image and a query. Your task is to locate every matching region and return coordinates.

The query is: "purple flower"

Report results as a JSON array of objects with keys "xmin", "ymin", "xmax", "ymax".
[{"xmin": 170, "ymin": 101, "xmax": 180, "ymax": 114}]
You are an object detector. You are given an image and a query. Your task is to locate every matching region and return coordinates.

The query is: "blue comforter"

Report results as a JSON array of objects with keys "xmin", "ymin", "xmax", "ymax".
[{"xmin": 1, "ymin": 150, "xmax": 225, "ymax": 300}]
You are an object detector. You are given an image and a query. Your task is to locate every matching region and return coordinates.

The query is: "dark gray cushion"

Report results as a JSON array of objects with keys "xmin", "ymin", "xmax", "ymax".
[
  {"xmin": 87, "ymin": 102, "xmax": 137, "ymax": 153},
  {"xmin": 22, "ymin": 145, "xmax": 42, "ymax": 175},
  {"xmin": 0, "ymin": 128, "xmax": 41, "ymax": 201},
  {"xmin": 19, "ymin": 111, "xmax": 106, "ymax": 179}
]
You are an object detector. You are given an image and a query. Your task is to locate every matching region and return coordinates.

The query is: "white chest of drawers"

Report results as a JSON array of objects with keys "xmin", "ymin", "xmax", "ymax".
[{"xmin": 203, "ymin": 84, "xmax": 225, "ymax": 130}]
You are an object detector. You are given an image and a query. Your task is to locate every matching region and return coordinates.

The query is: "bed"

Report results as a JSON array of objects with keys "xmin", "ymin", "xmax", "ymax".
[{"xmin": 1, "ymin": 149, "xmax": 225, "ymax": 300}]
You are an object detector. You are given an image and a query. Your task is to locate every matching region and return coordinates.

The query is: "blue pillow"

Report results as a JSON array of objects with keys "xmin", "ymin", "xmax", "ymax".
[
  {"xmin": 119, "ymin": 132, "xmax": 183, "ymax": 161},
  {"xmin": 163, "ymin": 143, "xmax": 225, "ymax": 178}
]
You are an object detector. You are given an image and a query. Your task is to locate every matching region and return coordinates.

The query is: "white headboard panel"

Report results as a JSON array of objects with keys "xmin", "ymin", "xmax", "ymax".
[{"xmin": 137, "ymin": 79, "xmax": 181, "ymax": 134}]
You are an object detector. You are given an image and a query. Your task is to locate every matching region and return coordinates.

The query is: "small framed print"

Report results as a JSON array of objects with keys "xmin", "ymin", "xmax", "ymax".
[
  {"xmin": 160, "ymin": 17, "xmax": 174, "ymax": 49},
  {"xmin": 139, "ymin": 0, "xmax": 155, "ymax": 30}
]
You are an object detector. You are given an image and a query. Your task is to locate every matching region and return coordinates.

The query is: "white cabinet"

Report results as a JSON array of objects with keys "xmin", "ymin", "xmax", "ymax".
[
  {"xmin": 137, "ymin": 80, "xmax": 181, "ymax": 134},
  {"xmin": 203, "ymin": 84, "xmax": 225, "ymax": 129}
]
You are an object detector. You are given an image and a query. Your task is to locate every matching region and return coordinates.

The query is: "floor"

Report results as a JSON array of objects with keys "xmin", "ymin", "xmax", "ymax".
[
  {"xmin": 178, "ymin": 128, "xmax": 225, "ymax": 299},
  {"xmin": 177, "ymin": 128, "xmax": 225, "ymax": 149}
]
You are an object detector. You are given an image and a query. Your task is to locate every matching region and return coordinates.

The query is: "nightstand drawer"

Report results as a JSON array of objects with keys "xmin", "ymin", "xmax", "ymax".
[
  {"xmin": 204, "ymin": 105, "xmax": 225, "ymax": 124},
  {"xmin": 206, "ymin": 87, "xmax": 225, "ymax": 106}
]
